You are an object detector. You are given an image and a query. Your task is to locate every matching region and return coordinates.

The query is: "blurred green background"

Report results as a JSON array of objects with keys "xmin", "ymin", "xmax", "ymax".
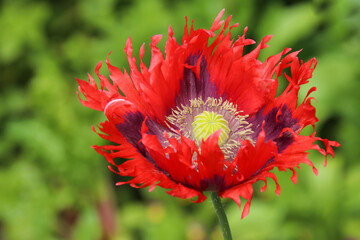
[{"xmin": 0, "ymin": 0, "xmax": 359, "ymax": 239}]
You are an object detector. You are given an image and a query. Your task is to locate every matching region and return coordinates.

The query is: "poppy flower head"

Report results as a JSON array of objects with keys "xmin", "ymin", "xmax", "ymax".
[{"xmin": 77, "ymin": 9, "xmax": 340, "ymax": 218}]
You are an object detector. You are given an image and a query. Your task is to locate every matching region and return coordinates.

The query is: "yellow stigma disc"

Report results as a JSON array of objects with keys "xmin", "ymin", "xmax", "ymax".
[{"xmin": 192, "ymin": 111, "xmax": 230, "ymax": 146}]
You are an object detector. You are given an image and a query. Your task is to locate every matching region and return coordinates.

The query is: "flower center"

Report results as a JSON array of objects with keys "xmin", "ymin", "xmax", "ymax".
[
  {"xmin": 166, "ymin": 97, "xmax": 254, "ymax": 159},
  {"xmin": 192, "ymin": 111, "xmax": 230, "ymax": 146}
]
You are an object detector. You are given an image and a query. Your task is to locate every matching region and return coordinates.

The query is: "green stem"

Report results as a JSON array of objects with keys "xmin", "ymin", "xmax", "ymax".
[{"xmin": 210, "ymin": 192, "xmax": 232, "ymax": 240}]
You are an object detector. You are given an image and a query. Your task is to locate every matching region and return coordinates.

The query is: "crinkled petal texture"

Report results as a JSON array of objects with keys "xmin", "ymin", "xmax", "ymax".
[{"xmin": 77, "ymin": 10, "xmax": 339, "ymax": 218}]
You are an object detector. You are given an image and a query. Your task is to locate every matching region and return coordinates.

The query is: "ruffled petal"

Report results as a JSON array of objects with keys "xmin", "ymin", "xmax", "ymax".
[{"xmin": 77, "ymin": 61, "xmax": 123, "ymax": 111}]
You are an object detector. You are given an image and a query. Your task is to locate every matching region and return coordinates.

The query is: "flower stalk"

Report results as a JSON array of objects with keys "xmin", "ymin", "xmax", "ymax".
[{"xmin": 211, "ymin": 192, "xmax": 232, "ymax": 240}]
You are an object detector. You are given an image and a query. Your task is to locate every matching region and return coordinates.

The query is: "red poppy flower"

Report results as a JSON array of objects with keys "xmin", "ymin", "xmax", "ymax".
[{"xmin": 77, "ymin": 10, "xmax": 339, "ymax": 218}]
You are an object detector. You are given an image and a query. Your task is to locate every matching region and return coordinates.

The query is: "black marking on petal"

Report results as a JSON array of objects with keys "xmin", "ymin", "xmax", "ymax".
[
  {"xmin": 116, "ymin": 111, "xmax": 170, "ymax": 174},
  {"xmin": 193, "ymin": 174, "xmax": 227, "ymax": 192},
  {"xmin": 116, "ymin": 111, "xmax": 145, "ymax": 148},
  {"xmin": 175, "ymin": 55, "xmax": 220, "ymax": 107},
  {"xmin": 145, "ymin": 118, "xmax": 170, "ymax": 145},
  {"xmin": 250, "ymin": 105, "xmax": 300, "ymax": 153},
  {"xmin": 275, "ymin": 131, "xmax": 295, "ymax": 153}
]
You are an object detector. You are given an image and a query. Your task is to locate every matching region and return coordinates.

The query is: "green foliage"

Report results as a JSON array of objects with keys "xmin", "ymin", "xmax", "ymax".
[{"xmin": 0, "ymin": 0, "xmax": 359, "ymax": 239}]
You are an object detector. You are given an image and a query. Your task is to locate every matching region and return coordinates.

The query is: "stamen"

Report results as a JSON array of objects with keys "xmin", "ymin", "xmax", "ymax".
[{"xmin": 165, "ymin": 97, "xmax": 254, "ymax": 159}]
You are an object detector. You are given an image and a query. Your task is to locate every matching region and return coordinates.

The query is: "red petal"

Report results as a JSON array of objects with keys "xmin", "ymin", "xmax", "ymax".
[{"xmin": 197, "ymin": 130, "xmax": 225, "ymax": 179}]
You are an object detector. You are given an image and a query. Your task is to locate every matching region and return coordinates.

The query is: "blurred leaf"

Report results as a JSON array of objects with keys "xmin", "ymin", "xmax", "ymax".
[
  {"xmin": 258, "ymin": 3, "xmax": 320, "ymax": 56},
  {"xmin": 0, "ymin": 1, "xmax": 49, "ymax": 62}
]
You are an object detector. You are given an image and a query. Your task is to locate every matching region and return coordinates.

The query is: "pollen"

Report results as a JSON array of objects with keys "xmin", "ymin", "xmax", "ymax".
[{"xmin": 192, "ymin": 111, "xmax": 230, "ymax": 146}]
